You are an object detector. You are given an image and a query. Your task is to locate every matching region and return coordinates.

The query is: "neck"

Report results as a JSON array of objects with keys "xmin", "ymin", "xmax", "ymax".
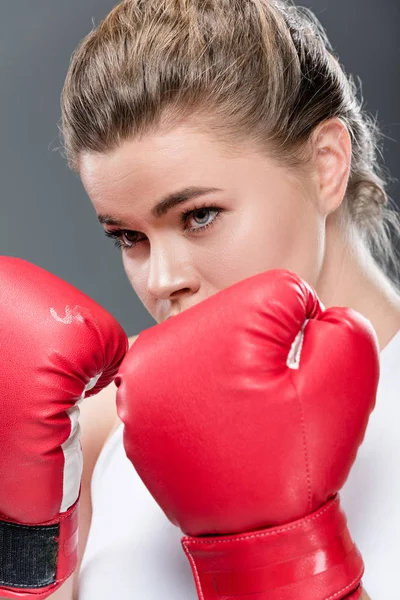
[{"xmin": 316, "ymin": 218, "xmax": 400, "ymax": 351}]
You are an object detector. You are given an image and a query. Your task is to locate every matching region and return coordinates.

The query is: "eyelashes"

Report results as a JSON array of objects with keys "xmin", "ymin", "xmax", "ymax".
[
  {"xmin": 104, "ymin": 229, "xmax": 134, "ymax": 251},
  {"xmin": 104, "ymin": 203, "xmax": 224, "ymax": 252}
]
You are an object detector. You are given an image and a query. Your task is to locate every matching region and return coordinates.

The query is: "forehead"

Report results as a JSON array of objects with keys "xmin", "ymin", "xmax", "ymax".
[
  {"xmin": 78, "ymin": 123, "xmax": 293, "ymax": 222},
  {"xmin": 79, "ymin": 125, "xmax": 234, "ymax": 199}
]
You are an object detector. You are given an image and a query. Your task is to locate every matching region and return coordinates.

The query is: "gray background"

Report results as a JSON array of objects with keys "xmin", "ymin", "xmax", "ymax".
[{"xmin": 1, "ymin": 1, "xmax": 399, "ymax": 335}]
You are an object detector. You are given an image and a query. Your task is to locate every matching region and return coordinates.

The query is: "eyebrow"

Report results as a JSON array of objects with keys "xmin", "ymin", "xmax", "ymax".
[{"xmin": 97, "ymin": 186, "xmax": 223, "ymax": 227}]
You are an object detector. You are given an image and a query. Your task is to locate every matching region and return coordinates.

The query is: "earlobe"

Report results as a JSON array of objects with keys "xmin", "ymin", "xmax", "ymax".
[{"xmin": 313, "ymin": 117, "xmax": 352, "ymax": 216}]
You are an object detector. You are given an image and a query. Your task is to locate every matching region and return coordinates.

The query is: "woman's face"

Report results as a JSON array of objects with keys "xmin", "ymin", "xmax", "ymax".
[{"xmin": 80, "ymin": 124, "xmax": 328, "ymax": 323}]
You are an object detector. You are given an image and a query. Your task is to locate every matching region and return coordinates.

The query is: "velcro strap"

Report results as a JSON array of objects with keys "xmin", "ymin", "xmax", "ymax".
[{"xmin": 0, "ymin": 520, "xmax": 58, "ymax": 588}]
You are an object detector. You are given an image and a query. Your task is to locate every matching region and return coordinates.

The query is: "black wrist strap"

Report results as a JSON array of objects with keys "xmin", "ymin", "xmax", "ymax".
[{"xmin": 0, "ymin": 519, "xmax": 59, "ymax": 588}]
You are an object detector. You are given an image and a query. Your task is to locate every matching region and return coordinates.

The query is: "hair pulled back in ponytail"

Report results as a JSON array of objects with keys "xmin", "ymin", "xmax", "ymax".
[{"xmin": 60, "ymin": 0, "xmax": 400, "ymax": 282}]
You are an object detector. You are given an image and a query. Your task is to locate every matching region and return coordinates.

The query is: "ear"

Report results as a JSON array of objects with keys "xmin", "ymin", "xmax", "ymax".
[{"xmin": 310, "ymin": 117, "xmax": 352, "ymax": 217}]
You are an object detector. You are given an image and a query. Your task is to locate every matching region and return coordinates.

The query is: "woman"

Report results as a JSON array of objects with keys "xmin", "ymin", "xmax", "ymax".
[{"xmin": 58, "ymin": 0, "xmax": 400, "ymax": 598}]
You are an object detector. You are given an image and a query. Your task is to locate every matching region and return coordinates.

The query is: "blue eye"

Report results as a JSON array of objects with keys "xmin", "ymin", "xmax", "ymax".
[{"xmin": 184, "ymin": 207, "xmax": 221, "ymax": 232}]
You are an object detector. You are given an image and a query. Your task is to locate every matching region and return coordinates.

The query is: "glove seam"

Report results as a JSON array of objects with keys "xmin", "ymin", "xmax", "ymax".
[
  {"xmin": 325, "ymin": 569, "xmax": 364, "ymax": 600},
  {"xmin": 182, "ymin": 497, "xmax": 338, "ymax": 546},
  {"xmin": 289, "ymin": 370, "xmax": 313, "ymax": 512},
  {"xmin": 182, "ymin": 542, "xmax": 205, "ymax": 600},
  {"xmin": 0, "ymin": 498, "xmax": 79, "ymax": 530},
  {"xmin": 182, "ymin": 539, "xmax": 362, "ymax": 600}
]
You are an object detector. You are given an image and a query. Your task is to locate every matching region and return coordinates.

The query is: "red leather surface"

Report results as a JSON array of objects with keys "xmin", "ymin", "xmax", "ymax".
[
  {"xmin": 117, "ymin": 269, "xmax": 379, "ymax": 599},
  {"xmin": 182, "ymin": 496, "xmax": 363, "ymax": 599},
  {"xmin": 0, "ymin": 257, "xmax": 128, "ymax": 598}
]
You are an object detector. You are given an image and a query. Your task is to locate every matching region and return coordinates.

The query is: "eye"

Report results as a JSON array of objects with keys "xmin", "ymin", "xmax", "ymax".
[
  {"xmin": 182, "ymin": 204, "xmax": 223, "ymax": 234},
  {"xmin": 187, "ymin": 208, "xmax": 216, "ymax": 229},
  {"xmin": 120, "ymin": 231, "xmax": 140, "ymax": 247},
  {"xmin": 104, "ymin": 229, "xmax": 143, "ymax": 250},
  {"xmin": 104, "ymin": 203, "xmax": 224, "ymax": 252}
]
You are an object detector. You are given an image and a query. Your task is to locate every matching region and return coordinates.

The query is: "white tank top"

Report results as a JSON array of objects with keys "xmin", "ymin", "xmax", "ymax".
[{"xmin": 78, "ymin": 329, "xmax": 400, "ymax": 600}]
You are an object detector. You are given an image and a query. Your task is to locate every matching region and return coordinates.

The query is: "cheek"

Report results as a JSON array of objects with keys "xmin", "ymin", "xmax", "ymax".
[
  {"xmin": 204, "ymin": 191, "xmax": 325, "ymax": 290},
  {"xmin": 122, "ymin": 254, "xmax": 156, "ymax": 314},
  {"xmin": 255, "ymin": 192, "xmax": 326, "ymax": 287}
]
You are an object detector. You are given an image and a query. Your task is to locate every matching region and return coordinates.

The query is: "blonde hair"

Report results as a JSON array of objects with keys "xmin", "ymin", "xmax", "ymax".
[{"xmin": 60, "ymin": 0, "xmax": 400, "ymax": 282}]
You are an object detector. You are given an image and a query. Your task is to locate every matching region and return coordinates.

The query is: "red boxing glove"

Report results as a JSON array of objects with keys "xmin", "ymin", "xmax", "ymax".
[
  {"xmin": 116, "ymin": 269, "xmax": 379, "ymax": 600},
  {"xmin": 0, "ymin": 257, "xmax": 128, "ymax": 599}
]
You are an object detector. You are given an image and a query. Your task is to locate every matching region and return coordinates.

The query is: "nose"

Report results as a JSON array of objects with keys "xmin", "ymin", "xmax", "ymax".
[{"xmin": 147, "ymin": 240, "xmax": 200, "ymax": 301}]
